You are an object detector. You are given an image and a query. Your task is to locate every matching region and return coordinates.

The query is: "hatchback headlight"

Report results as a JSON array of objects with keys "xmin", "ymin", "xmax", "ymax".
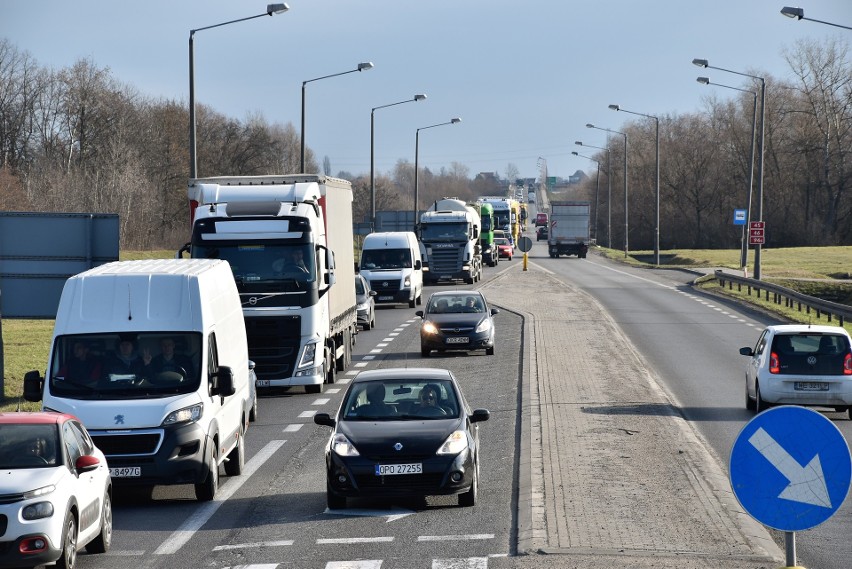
[
  {"xmin": 163, "ymin": 403, "xmax": 203, "ymax": 426},
  {"xmin": 475, "ymin": 318, "xmax": 492, "ymax": 333},
  {"xmin": 22, "ymin": 500, "xmax": 54, "ymax": 520},
  {"xmin": 437, "ymin": 430, "xmax": 468, "ymax": 455},
  {"xmin": 422, "ymin": 321, "xmax": 439, "ymax": 335},
  {"xmin": 331, "ymin": 434, "xmax": 360, "ymax": 457}
]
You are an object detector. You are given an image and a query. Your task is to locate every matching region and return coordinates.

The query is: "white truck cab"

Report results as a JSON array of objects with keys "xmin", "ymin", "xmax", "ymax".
[
  {"xmin": 359, "ymin": 232, "xmax": 423, "ymax": 308},
  {"xmin": 24, "ymin": 259, "xmax": 256, "ymax": 501}
]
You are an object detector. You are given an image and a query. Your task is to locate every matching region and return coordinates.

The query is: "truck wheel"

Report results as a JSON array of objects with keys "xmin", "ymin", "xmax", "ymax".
[
  {"xmin": 409, "ymin": 296, "xmax": 416, "ymax": 308},
  {"xmin": 325, "ymin": 348, "xmax": 336, "ymax": 385},
  {"xmin": 195, "ymin": 442, "xmax": 219, "ymax": 501},
  {"xmin": 306, "ymin": 383, "xmax": 322, "ymax": 394}
]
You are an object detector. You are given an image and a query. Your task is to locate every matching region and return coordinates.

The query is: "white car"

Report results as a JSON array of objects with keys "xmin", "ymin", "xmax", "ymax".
[
  {"xmin": 0, "ymin": 412, "xmax": 112, "ymax": 568},
  {"xmin": 739, "ymin": 325, "xmax": 852, "ymax": 415}
]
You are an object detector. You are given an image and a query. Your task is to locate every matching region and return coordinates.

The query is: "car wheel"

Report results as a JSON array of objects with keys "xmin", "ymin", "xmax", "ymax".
[
  {"xmin": 195, "ymin": 442, "xmax": 219, "ymax": 501},
  {"xmin": 86, "ymin": 490, "xmax": 112, "ymax": 554},
  {"xmin": 327, "ymin": 483, "xmax": 347, "ymax": 509},
  {"xmin": 224, "ymin": 427, "xmax": 245, "ymax": 476},
  {"xmin": 370, "ymin": 311, "xmax": 377, "ymax": 329},
  {"xmin": 745, "ymin": 383, "xmax": 756, "ymax": 411},
  {"xmin": 55, "ymin": 511, "xmax": 78, "ymax": 569},
  {"xmin": 486, "ymin": 346, "xmax": 495, "ymax": 356},
  {"xmin": 421, "ymin": 345, "xmax": 430, "ymax": 357},
  {"xmin": 755, "ymin": 381, "xmax": 770, "ymax": 413},
  {"xmin": 249, "ymin": 391, "xmax": 259, "ymax": 422},
  {"xmin": 458, "ymin": 463, "xmax": 478, "ymax": 507}
]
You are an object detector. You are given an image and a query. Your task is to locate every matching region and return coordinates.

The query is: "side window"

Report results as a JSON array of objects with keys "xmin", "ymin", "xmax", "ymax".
[
  {"xmin": 754, "ymin": 331, "xmax": 768, "ymax": 356},
  {"xmin": 62, "ymin": 423, "xmax": 83, "ymax": 469},
  {"xmin": 69, "ymin": 421, "xmax": 94, "ymax": 456},
  {"xmin": 207, "ymin": 332, "xmax": 219, "ymax": 395}
]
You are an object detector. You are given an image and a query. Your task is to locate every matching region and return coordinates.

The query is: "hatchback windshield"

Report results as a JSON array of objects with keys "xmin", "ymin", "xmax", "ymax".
[
  {"xmin": 0, "ymin": 424, "xmax": 60, "ymax": 468},
  {"xmin": 343, "ymin": 379, "xmax": 460, "ymax": 420}
]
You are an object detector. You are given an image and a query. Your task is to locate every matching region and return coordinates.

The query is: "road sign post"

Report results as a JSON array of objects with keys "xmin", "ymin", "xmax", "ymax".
[
  {"xmin": 730, "ymin": 406, "xmax": 852, "ymax": 567},
  {"xmin": 517, "ymin": 236, "xmax": 532, "ymax": 271}
]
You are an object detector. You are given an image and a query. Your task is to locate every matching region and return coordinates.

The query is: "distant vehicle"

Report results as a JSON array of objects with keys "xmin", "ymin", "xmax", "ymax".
[
  {"xmin": 313, "ymin": 367, "xmax": 490, "ymax": 509},
  {"xmin": 416, "ymin": 291, "xmax": 499, "ymax": 357},
  {"xmin": 547, "ymin": 201, "xmax": 590, "ymax": 258},
  {"xmin": 0, "ymin": 412, "xmax": 112, "ymax": 568},
  {"xmin": 355, "ymin": 273, "xmax": 376, "ymax": 330},
  {"xmin": 739, "ymin": 324, "xmax": 852, "ymax": 414},
  {"xmin": 536, "ymin": 226, "xmax": 548, "ymax": 241},
  {"xmin": 494, "ymin": 237, "xmax": 513, "ymax": 260},
  {"xmin": 535, "ymin": 212, "xmax": 548, "ymax": 227},
  {"xmin": 359, "ymin": 231, "xmax": 423, "ymax": 308},
  {"xmin": 419, "ymin": 198, "xmax": 482, "ymax": 285}
]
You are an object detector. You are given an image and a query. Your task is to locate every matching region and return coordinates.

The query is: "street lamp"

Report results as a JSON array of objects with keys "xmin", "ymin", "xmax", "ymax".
[
  {"xmin": 189, "ymin": 4, "xmax": 289, "ymax": 179},
  {"xmin": 576, "ymin": 141, "xmax": 612, "ymax": 248},
  {"xmin": 300, "ymin": 62, "xmax": 374, "ymax": 173},
  {"xmin": 370, "ymin": 94, "xmax": 426, "ymax": 230},
  {"xmin": 781, "ymin": 7, "xmax": 852, "ymax": 30},
  {"xmin": 572, "ymin": 151, "xmax": 601, "ymax": 244},
  {"xmin": 693, "ymin": 58, "xmax": 766, "ymax": 279},
  {"xmin": 587, "ymin": 123, "xmax": 628, "ymax": 257},
  {"xmin": 414, "ymin": 118, "xmax": 461, "ymax": 230},
  {"xmin": 609, "ymin": 104, "xmax": 660, "ymax": 265},
  {"xmin": 697, "ymin": 76, "xmax": 758, "ymax": 271}
]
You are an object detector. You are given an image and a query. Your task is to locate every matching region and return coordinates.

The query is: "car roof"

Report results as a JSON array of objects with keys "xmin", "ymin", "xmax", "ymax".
[
  {"xmin": 0, "ymin": 412, "xmax": 75, "ymax": 425},
  {"xmin": 767, "ymin": 324, "xmax": 851, "ymax": 336},
  {"xmin": 352, "ymin": 367, "xmax": 454, "ymax": 384},
  {"xmin": 427, "ymin": 290, "xmax": 482, "ymax": 299}
]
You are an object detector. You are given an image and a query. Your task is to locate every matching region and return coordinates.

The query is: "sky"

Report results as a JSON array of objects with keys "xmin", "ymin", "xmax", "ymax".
[{"xmin": 2, "ymin": 1, "xmax": 850, "ymax": 182}]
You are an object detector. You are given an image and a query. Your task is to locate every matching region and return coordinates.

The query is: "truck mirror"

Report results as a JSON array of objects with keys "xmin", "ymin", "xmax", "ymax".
[
  {"xmin": 23, "ymin": 370, "xmax": 44, "ymax": 402},
  {"xmin": 211, "ymin": 366, "xmax": 236, "ymax": 397}
]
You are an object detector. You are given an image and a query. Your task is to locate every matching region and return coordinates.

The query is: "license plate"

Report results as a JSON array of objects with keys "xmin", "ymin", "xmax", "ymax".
[
  {"xmin": 256, "ymin": 379, "xmax": 271, "ymax": 387},
  {"xmin": 378, "ymin": 296, "xmax": 393, "ymax": 301},
  {"xmin": 375, "ymin": 463, "xmax": 422, "ymax": 476},
  {"xmin": 794, "ymin": 382, "xmax": 829, "ymax": 391},
  {"xmin": 446, "ymin": 337, "xmax": 470, "ymax": 344},
  {"xmin": 109, "ymin": 467, "xmax": 141, "ymax": 478}
]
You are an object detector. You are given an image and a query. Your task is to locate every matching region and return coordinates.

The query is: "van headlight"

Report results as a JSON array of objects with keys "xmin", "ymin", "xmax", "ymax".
[
  {"xmin": 163, "ymin": 403, "xmax": 203, "ymax": 426},
  {"xmin": 404, "ymin": 276, "xmax": 411, "ymax": 287}
]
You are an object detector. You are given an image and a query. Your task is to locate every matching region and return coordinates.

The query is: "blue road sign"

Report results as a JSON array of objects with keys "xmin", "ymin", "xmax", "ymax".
[
  {"xmin": 733, "ymin": 209, "xmax": 747, "ymax": 226},
  {"xmin": 730, "ymin": 406, "xmax": 851, "ymax": 531}
]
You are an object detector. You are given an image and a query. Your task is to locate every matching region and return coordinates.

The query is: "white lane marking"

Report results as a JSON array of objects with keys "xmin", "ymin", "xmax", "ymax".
[
  {"xmin": 154, "ymin": 440, "xmax": 286, "ymax": 555},
  {"xmin": 346, "ymin": 370, "xmax": 359, "ymax": 375},
  {"xmin": 418, "ymin": 534, "xmax": 495, "ymax": 542},
  {"xmin": 326, "ymin": 561, "xmax": 383, "ymax": 569},
  {"xmin": 283, "ymin": 424, "xmax": 303, "ymax": 433},
  {"xmin": 370, "ymin": 349, "xmax": 383, "ymax": 354},
  {"xmin": 354, "ymin": 362, "xmax": 369, "ymax": 368},
  {"xmin": 326, "ymin": 388, "xmax": 341, "ymax": 394},
  {"xmin": 388, "ymin": 332, "xmax": 400, "ymax": 337},
  {"xmin": 104, "ymin": 550, "xmax": 145, "ymax": 556},
  {"xmin": 433, "ymin": 558, "xmax": 488, "ymax": 569},
  {"xmin": 318, "ymin": 537, "xmax": 395, "ymax": 544},
  {"xmin": 324, "ymin": 506, "xmax": 415, "ymax": 521},
  {"xmin": 299, "ymin": 410, "xmax": 317, "ymax": 418},
  {"xmin": 313, "ymin": 398, "xmax": 330, "ymax": 405},
  {"xmin": 338, "ymin": 377, "xmax": 352, "ymax": 384},
  {"xmin": 377, "ymin": 343, "xmax": 389, "ymax": 347},
  {"xmin": 213, "ymin": 540, "xmax": 294, "ymax": 551}
]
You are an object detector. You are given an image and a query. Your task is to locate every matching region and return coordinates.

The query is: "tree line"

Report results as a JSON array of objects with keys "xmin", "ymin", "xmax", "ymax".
[{"xmin": 0, "ymin": 37, "xmax": 849, "ymax": 251}]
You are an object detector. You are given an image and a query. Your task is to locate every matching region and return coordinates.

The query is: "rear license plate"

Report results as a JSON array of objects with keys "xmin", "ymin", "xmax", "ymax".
[
  {"xmin": 794, "ymin": 382, "xmax": 829, "ymax": 391},
  {"xmin": 446, "ymin": 337, "xmax": 470, "ymax": 344},
  {"xmin": 378, "ymin": 296, "xmax": 393, "ymax": 301},
  {"xmin": 109, "ymin": 467, "xmax": 141, "ymax": 478},
  {"xmin": 256, "ymin": 379, "xmax": 271, "ymax": 387},
  {"xmin": 375, "ymin": 463, "xmax": 422, "ymax": 476}
]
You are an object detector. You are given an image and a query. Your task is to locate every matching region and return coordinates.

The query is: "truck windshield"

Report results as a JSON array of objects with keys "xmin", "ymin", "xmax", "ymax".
[
  {"xmin": 193, "ymin": 242, "xmax": 316, "ymax": 285},
  {"xmin": 481, "ymin": 215, "xmax": 493, "ymax": 233},
  {"xmin": 420, "ymin": 223, "xmax": 468, "ymax": 242},
  {"xmin": 49, "ymin": 333, "xmax": 202, "ymax": 400},
  {"xmin": 361, "ymin": 248, "xmax": 411, "ymax": 270}
]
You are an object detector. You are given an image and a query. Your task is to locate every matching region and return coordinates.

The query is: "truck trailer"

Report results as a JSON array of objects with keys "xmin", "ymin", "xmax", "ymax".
[
  {"xmin": 182, "ymin": 174, "xmax": 357, "ymax": 394},
  {"xmin": 547, "ymin": 201, "xmax": 590, "ymax": 258}
]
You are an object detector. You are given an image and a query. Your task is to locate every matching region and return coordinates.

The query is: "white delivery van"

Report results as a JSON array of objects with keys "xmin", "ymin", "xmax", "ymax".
[
  {"xmin": 24, "ymin": 259, "xmax": 257, "ymax": 501},
  {"xmin": 359, "ymin": 232, "xmax": 423, "ymax": 308}
]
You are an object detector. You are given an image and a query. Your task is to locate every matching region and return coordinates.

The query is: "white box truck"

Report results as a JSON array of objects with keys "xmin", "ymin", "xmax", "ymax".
[
  {"xmin": 359, "ymin": 232, "xmax": 423, "ymax": 308},
  {"xmin": 181, "ymin": 174, "xmax": 357, "ymax": 394},
  {"xmin": 547, "ymin": 201, "xmax": 590, "ymax": 258},
  {"xmin": 23, "ymin": 259, "xmax": 256, "ymax": 501}
]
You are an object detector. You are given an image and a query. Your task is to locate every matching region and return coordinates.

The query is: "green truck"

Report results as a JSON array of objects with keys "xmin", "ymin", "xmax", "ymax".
[{"xmin": 474, "ymin": 201, "xmax": 498, "ymax": 267}]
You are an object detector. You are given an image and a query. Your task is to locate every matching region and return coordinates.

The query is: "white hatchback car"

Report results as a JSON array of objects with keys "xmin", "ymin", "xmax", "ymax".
[
  {"xmin": 0, "ymin": 412, "xmax": 112, "ymax": 568},
  {"xmin": 739, "ymin": 325, "xmax": 852, "ymax": 415}
]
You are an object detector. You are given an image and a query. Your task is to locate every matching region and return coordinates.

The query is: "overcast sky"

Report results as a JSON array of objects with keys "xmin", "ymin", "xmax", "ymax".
[{"xmin": 3, "ymin": 1, "xmax": 850, "ymax": 181}]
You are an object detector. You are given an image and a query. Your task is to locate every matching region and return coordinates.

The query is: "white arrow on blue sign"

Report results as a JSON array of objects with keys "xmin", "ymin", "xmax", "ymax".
[{"xmin": 730, "ymin": 406, "xmax": 851, "ymax": 531}]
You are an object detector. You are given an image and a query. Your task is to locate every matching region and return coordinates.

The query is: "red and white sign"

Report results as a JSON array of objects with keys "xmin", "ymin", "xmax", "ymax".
[{"xmin": 749, "ymin": 221, "xmax": 765, "ymax": 245}]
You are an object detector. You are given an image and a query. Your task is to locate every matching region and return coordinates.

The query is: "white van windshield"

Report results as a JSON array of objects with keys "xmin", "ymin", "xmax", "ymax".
[
  {"xmin": 361, "ymin": 248, "xmax": 411, "ymax": 269},
  {"xmin": 50, "ymin": 333, "xmax": 202, "ymax": 400}
]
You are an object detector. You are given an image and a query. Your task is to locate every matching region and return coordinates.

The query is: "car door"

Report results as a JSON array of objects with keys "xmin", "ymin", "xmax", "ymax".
[
  {"xmin": 747, "ymin": 329, "xmax": 769, "ymax": 396},
  {"xmin": 62, "ymin": 420, "xmax": 102, "ymax": 538}
]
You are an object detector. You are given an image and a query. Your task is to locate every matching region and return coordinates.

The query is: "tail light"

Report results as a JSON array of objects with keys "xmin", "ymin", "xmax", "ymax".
[
  {"xmin": 769, "ymin": 351, "xmax": 780, "ymax": 374},
  {"xmin": 844, "ymin": 353, "xmax": 852, "ymax": 376}
]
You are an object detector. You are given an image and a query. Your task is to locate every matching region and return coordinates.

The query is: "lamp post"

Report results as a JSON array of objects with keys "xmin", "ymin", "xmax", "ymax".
[
  {"xmin": 370, "ymin": 94, "xmax": 427, "ymax": 230},
  {"xmin": 609, "ymin": 104, "xmax": 660, "ymax": 265},
  {"xmin": 300, "ymin": 62, "xmax": 373, "ymax": 173},
  {"xmin": 780, "ymin": 6, "xmax": 852, "ymax": 30},
  {"xmin": 693, "ymin": 58, "xmax": 765, "ymax": 279},
  {"xmin": 414, "ymin": 118, "xmax": 461, "ymax": 230},
  {"xmin": 587, "ymin": 123, "xmax": 628, "ymax": 257},
  {"xmin": 572, "ymin": 151, "xmax": 601, "ymax": 243},
  {"xmin": 575, "ymin": 141, "xmax": 612, "ymax": 248},
  {"xmin": 697, "ymin": 77, "xmax": 758, "ymax": 271},
  {"xmin": 189, "ymin": 4, "xmax": 289, "ymax": 179}
]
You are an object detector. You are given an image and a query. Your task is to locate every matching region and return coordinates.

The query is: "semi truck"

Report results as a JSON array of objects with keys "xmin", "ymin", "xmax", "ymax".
[
  {"xmin": 181, "ymin": 174, "xmax": 357, "ymax": 394},
  {"xmin": 547, "ymin": 201, "xmax": 590, "ymax": 258},
  {"xmin": 480, "ymin": 197, "xmax": 514, "ymax": 248},
  {"xmin": 472, "ymin": 201, "xmax": 498, "ymax": 267},
  {"xmin": 419, "ymin": 197, "xmax": 482, "ymax": 284}
]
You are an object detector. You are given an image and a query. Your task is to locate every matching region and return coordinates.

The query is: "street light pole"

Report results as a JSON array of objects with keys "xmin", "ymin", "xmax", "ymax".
[
  {"xmin": 780, "ymin": 7, "xmax": 852, "ymax": 30},
  {"xmin": 576, "ymin": 141, "xmax": 611, "ymax": 248},
  {"xmin": 609, "ymin": 105, "xmax": 660, "ymax": 265},
  {"xmin": 587, "ymin": 123, "xmax": 628, "ymax": 257},
  {"xmin": 189, "ymin": 4, "xmax": 289, "ymax": 179},
  {"xmin": 370, "ymin": 94, "xmax": 426, "ymax": 230},
  {"xmin": 300, "ymin": 62, "xmax": 373, "ymax": 173},
  {"xmin": 572, "ymin": 151, "xmax": 601, "ymax": 243},
  {"xmin": 414, "ymin": 118, "xmax": 461, "ymax": 231},
  {"xmin": 697, "ymin": 77, "xmax": 758, "ymax": 271},
  {"xmin": 693, "ymin": 58, "xmax": 765, "ymax": 279}
]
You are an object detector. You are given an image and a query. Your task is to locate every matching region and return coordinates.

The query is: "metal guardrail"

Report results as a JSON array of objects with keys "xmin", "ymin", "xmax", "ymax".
[{"xmin": 714, "ymin": 270, "xmax": 851, "ymax": 327}]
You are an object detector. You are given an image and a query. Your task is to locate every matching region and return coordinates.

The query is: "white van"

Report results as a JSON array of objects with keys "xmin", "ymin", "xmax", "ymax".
[
  {"xmin": 359, "ymin": 232, "xmax": 423, "ymax": 308},
  {"xmin": 24, "ymin": 259, "xmax": 257, "ymax": 502}
]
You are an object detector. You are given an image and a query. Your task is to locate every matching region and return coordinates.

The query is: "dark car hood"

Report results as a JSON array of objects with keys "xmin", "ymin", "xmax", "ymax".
[
  {"xmin": 424, "ymin": 313, "xmax": 487, "ymax": 328},
  {"xmin": 339, "ymin": 417, "xmax": 462, "ymax": 456}
]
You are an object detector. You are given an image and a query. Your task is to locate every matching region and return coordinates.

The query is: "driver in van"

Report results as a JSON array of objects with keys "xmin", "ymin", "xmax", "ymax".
[{"xmin": 143, "ymin": 337, "xmax": 195, "ymax": 382}]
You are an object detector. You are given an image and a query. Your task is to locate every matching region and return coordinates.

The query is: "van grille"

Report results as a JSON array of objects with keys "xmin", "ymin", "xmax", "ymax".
[
  {"xmin": 91, "ymin": 432, "xmax": 162, "ymax": 456},
  {"xmin": 245, "ymin": 315, "xmax": 301, "ymax": 381},
  {"xmin": 369, "ymin": 279, "xmax": 401, "ymax": 294}
]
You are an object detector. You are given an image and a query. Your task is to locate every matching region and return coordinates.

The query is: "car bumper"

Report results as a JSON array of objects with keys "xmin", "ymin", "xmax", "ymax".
[
  {"xmin": 356, "ymin": 307, "xmax": 371, "ymax": 324},
  {"xmin": 758, "ymin": 375, "xmax": 852, "ymax": 406},
  {"xmin": 373, "ymin": 289, "xmax": 413, "ymax": 305},
  {"xmin": 421, "ymin": 330, "xmax": 494, "ymax": 351},
  {"xmin": 0, "ymin": 526, "xmax": 63, "ymax": 568},
  {"xmin": 326, "ymin": 448, "xmax": 476, "ymax": 499}
]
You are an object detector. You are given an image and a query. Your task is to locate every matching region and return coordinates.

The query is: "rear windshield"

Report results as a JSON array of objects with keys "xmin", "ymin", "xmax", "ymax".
[{"xmin": 771, "ymin": 333, "xmax": 851, "ymax": 375}]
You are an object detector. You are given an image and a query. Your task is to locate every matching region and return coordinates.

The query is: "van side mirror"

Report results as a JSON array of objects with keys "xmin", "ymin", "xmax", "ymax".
[
  {"xmin": 414, "ymin": 259, "xmax": 422, "ymax": 270},
  {"xmin": 23, "ymin": 370, "xmax": 44, "ymax": 402},
  {"xmin": 211, "ymin": 366, "xmax": 236, "ymax": 397},
  {"xmin": 177, "ymin": 242, "xmax": 190, "ymax": 259}
]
